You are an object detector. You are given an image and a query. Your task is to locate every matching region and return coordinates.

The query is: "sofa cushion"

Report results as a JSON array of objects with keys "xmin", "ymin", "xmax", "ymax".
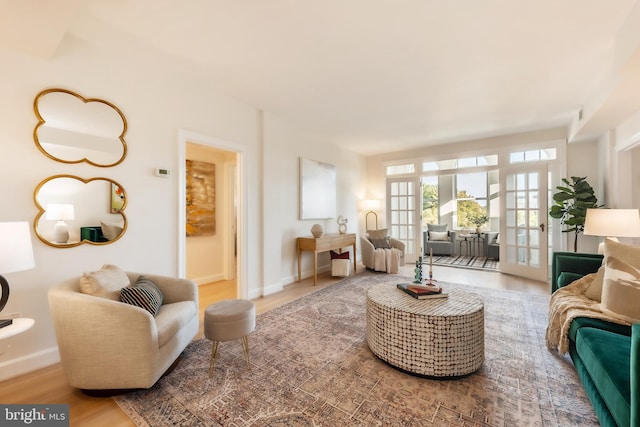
[
  {"xmin": 120, "ymin": 275, "xmax": 164, "ymax": 316},
  {"xmin": 427, "ymin": 224, "xmax": 448, "ymax": 232},
  {"xmin": 79, "ymin": 264, "xmax": 129, "ymax": 301},
  {"xmin": 367, "ymin": 229, "xmax": 388, "ymax": 238},
  {"xmin": 568, "ymin": 317, "xmax": 632, "ymax": 343},
  {"xmin": 155, "ymin": 301, "xmax": 197, "ymax": 348},
  {"xmin": 369, "ymin": 236, "xmax": 391, "ymax": 249},
  {"xmin": 575, "ymin": 327, "xmax": 631, "ymax": 427},
  {"xmin": 586, "ymin": 238, "xmax": 640, "ymax": 302},
  {"xmin": 428, "ymin": 231, "xmax": 449, "ymax": 241},
  {"xmin": 601, "ymin": 256, "xmax": 640, "ymax": 323}
]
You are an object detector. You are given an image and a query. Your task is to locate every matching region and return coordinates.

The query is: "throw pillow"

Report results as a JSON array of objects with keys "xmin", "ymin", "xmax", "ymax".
[
  {"xmin": 120, "ymin": 275, "xmax": 164, "ymax": 316},
  {"xmin": 370, "ymin": 236, "xmax": 391, "ymax": 249},
  {"xmin": 428, "ymin": 231, "xmax": 449, "ymax": 241},
  {"xmin": 584, "ymin": 238, "xmax": 640, "ymax": 301},
  {"xmin": 427, "ymin": 224, "xmax": 448, "ymax": 232},
  {"xmin": 101, "ymin": 221, "xmax": 124, "ymax": 241},
  {"xmin": 601, "ymin": 256, "xmax": 640, "ymax": 323},
  {"xmin": 330, "ymin": 250, "xmax": 350, "ymax": 260},
  {"xmin": 494, "ymin": 234, "xmax": 500, "ymax": 244},
  {"xmin": 368, "ymin": 229, "xmax": 389, "ymax": 239},
  {"xmin": 79, "ymin": 264, "xmax": 130, "ymax": 301}
]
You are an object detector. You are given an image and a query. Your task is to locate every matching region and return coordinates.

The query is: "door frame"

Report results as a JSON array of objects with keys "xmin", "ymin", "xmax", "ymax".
[{"xmin": 178, "ymin": 129, "xmax": 248, "ymax": 298}]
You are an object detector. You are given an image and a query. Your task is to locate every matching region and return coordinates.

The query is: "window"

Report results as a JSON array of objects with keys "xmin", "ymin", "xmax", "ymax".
[
  {"xmin": 386, "ymin": 163, "xmax": 415, "ymax": 175},
  {"xmin": 510, "ymin": 148, "xmax": 556, "ymax": 164},
  {"xmin": 455, "ymin": 172, "xmax": 488, "ymax": 229},
  {"xmin": 422, "ymin": 176, "xmax": 439, "ymax": 225},
  {"xmin": 421, "ymin": 155, "xmax": 497, "ymax": 172}
]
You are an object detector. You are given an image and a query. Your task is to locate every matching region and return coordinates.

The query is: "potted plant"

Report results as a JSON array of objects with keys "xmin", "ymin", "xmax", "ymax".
[
  {"xmin": 549, "ymin": 176, "xmax": 601, "ymax": 252},
  {"xmin": 470, "ymin": 214, "xmax": 489, "ymax": 234}
]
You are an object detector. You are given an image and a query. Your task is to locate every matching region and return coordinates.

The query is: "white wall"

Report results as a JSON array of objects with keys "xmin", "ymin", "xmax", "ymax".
[
  {"xmin": 262, "ymin": 112, "xmax": 365, "ymax": 294},
  {"xmin": 0, "ymin": 31, "xmax": 364, "ymax": 380}
]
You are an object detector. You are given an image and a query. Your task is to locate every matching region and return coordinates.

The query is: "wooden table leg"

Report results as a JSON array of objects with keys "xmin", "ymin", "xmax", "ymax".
[
  {"xmin": 352, "ymin": 243, "xmax": 357, "ymax": 275},
  {"xmin": 297, "ymin": 249, "xmax": 302, "ymax": 282},
  {"xmin": 313, "ymin": 251, "xmax": 317, "ymax": 285}
]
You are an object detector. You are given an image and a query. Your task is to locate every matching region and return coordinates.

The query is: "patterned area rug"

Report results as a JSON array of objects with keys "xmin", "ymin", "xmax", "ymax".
[
  {"xmin": 430, "ymin": 255, "xmax": 499, "ymax": 271},
  {"xmin": 114, "ymin": 272, "xmax": 597, "ymax": 426}
]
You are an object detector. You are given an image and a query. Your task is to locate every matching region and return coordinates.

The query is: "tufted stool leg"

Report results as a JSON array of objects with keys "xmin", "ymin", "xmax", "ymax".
[{"xmin": 204, "ymin": 299, "xmax": 256, "ymax": 377}]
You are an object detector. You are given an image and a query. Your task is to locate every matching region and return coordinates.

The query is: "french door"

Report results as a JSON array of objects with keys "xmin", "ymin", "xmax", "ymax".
[
  {"xmin": 499, "ymin": 164, "xmax": 548, "ymax": 281},
  {"xmin": 386, "ymin": 177, "xmax": 421, "ymax": 264}
]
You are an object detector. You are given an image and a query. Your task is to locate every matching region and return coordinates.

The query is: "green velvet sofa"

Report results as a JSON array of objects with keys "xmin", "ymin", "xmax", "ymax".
[{"xmin": 552, "ymin": 252, "xmax": 639, "ymax": 427}]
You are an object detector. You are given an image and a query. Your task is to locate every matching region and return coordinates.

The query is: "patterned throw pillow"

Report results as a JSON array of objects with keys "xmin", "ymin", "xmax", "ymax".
[
  {"xmin": 120, "ymin": 275, "xmax": 163, "ymax": 316},
  {"xmin": 370, "ymin": 236, "xmax": 391, "ymax": 249},
  {"xmin": 79, "ymin": 264, "xmax": 130, "ymax": 301},
  {"xmin": 601, "ymin": 256, "xmax": 640, "ymax": 323},
  {"xmin": 585, "ymin": 238, "xmax": 640, "ymax": 301}
]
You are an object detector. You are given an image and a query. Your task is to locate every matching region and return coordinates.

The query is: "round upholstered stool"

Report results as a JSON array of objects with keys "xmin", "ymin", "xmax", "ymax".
[{"xmin": 204, "ymin": 299, "xmax": 256, "ymax": 377}]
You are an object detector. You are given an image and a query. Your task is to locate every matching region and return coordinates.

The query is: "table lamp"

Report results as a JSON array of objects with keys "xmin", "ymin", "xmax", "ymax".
[
  {"xmin": 46, "ymin": 203, "xmax": 75, "ymax": 244},
  {"xmin": 0, "ymin": 221, "xmax": 35, "ymax": 328},
  {"xmin": 362, "ymin": 199, "xmax": 381, "ymax": 231},
  {"xmin": 583, "ymin": 208, "xmax": 640, "ymax": 254}
]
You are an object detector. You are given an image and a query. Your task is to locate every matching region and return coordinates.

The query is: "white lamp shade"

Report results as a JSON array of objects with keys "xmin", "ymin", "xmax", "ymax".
[
  {"xmin": 362, "ymin": 199, "xmax": 382, "ymax": 212},
  {"xmin": 46, "ymin": 204, "xmax": 75, "ymax": 221},
  {"xmin": 584, "ymin": 208, "xmax": 640, "ymax": 237},
  {"xmin": 0, "ymin": 222, "xmax": 35, "ymax": 273}
]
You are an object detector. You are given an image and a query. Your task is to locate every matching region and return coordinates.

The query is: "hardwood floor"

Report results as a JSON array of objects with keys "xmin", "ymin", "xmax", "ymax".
[{"xmin": 0, "ymin": 264, "xmax": 547, "ymax": 426}]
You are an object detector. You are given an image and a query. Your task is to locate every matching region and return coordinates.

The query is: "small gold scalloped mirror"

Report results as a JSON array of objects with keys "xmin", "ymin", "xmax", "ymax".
[
  {"xmin": 33, "ymin": 88, "xmax": 127, "ymax": 167},
  {"xmin": 34, "ymin": 175, "xmax": 128, "ymax": 248}
]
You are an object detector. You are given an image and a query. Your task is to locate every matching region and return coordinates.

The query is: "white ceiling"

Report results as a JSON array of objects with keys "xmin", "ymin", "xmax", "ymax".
[{"xmin": 4, "ymin": 0, "xmax": 640, "ymax": 155}]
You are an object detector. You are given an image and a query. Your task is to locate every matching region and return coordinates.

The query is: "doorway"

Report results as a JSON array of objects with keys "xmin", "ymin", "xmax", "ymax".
[{"xmin": 178, "ymin": 130, "xmax": 246, "ymax": 298}]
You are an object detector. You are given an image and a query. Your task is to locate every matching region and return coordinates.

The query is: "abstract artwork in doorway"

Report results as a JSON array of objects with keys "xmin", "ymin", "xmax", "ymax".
[{"xmin": 186, "ymin": 159, "xmax": 215, "ymax": 236}]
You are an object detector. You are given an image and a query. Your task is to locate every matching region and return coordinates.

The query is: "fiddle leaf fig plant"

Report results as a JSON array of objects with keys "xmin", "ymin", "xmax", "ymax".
[{"xmin": 549, "ymin": 176, "xmax": 601, "ymax": 252}]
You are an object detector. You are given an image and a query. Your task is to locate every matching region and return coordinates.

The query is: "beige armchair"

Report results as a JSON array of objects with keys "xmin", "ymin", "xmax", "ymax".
[
  {"xmin": 361, "ymin": 232, "xmax": 406, "ymax": 272},
  {"xmin": 48, "ymin": 271, "xmax": 199, "ymax": 391}
]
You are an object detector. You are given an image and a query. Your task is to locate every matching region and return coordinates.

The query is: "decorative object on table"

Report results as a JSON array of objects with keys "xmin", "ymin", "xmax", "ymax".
[
  {"xmin": 583, "ymin": 208, "xmax": 640, "ymax": 254},
  {"xmin": 310, "ymin": 224, "xmax": 324, "ymax": 238},
  {"xmin": 0, "ymin": 222, "xmax": 35, "ymax": 328},
  {"xmin": 397, "ymin": 283, "xmax": 447, "ymax": 299},
  {"xmin": 336, "ymin": 215, "xmax": 348, "ymax": 234},
  {"xmin": 425, "ymin": 248, "xmax": 438, "ymax": 285},
  {"xmin": 46, "ymin": 203, "xmax": 75, "ymax": 243},
  {"xmin": 469, "ymin": 214, "xmax": 489, "ymax": 234},
  {"xmin": 549, "ymin": 176, "xmax": 601, "ymax": 252},
  {"xmin": 361, "ymin": 199, "xmax": 381, "ymax": 231},
  {"xmin": 413, "ymin": 256, "xmax": 423, "ymax": 283}
]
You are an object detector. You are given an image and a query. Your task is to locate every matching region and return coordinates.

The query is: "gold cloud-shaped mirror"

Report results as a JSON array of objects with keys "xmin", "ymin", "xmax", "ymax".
[
  {"xmin": 34, "ymin": 175, "xmax": 127, "ymax": 248},
  {"xmin": 34, "ymin": 88, "xmax": 127, "ymax": 167}
]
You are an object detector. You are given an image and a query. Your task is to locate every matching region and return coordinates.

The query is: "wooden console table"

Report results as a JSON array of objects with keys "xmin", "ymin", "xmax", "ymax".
[{"xmin": 297, "ymin": 233, "xmax": 356, "ymax": 285}]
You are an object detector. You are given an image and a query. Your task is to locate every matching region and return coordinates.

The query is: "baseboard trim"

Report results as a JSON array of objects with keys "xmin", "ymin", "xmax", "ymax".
[{"xmin": 0, "ymin": 346, "xmax": 60, "ymax": 382}]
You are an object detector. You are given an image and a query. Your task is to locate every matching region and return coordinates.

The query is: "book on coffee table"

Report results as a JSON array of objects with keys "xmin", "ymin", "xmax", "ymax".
[{"xmin": 397, "ymin": 283, "xmax": 448, "ymax": 300}]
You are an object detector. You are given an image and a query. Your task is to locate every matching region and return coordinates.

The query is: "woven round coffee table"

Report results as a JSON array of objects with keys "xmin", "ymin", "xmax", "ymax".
[{"xmin": 366, "ymin": 282, "xmax": 484, "ymax": 378}]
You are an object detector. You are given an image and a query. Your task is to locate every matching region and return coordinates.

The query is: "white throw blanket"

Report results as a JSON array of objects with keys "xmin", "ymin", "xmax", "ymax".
[
  {"xmin": 546, "ymin": 273, "xmax": 630, "ymax": 355},
  {"xmin": 373, "ymin": 248, "xmax": 400, "ymax": 273}
]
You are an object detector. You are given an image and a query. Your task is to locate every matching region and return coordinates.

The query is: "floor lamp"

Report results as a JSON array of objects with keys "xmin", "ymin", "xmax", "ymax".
[
  {"xmin": 0, "ymin": 222, "xmax": 35, "ymax": 328},
  {"xmin": 362, "ymin": 199, "xmax": 381, "ymax": 231},
  {"xmin": 583, "ymin": 208, "xmax": 640, "ymax": 254}
]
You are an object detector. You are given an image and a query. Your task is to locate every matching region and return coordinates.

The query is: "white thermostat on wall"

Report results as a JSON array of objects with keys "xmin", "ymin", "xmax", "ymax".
[{"xmin": 154, "ymin": 168, "xmax": 171, "ymax": 177}]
